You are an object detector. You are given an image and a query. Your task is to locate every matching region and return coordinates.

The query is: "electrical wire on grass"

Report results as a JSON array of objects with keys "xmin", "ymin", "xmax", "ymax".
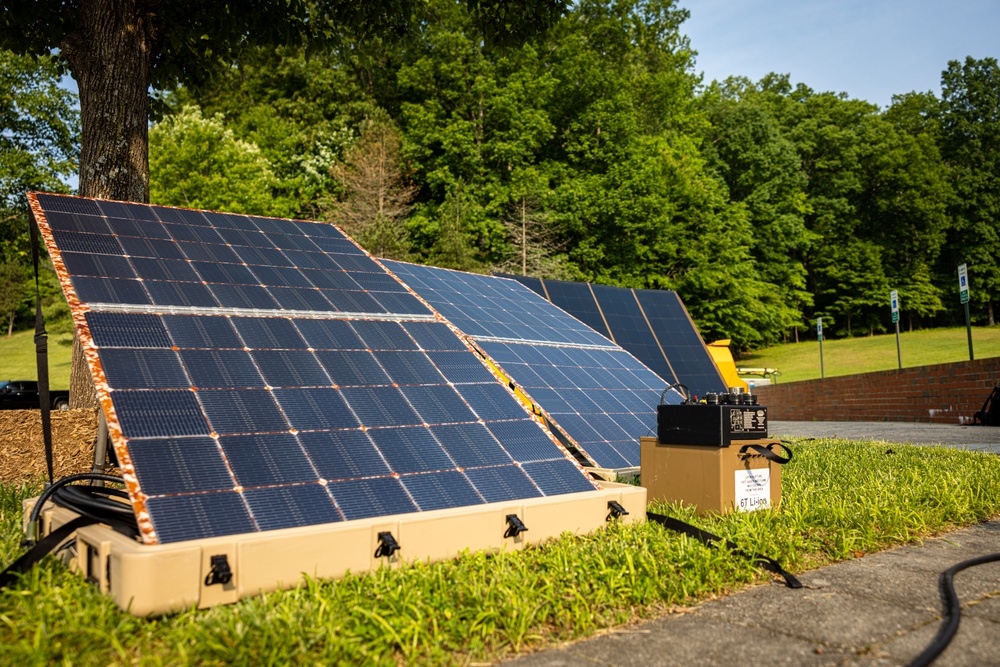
[{"xmin": 905, "ymin": 552, "xmax": 1000, "ymax": 667}]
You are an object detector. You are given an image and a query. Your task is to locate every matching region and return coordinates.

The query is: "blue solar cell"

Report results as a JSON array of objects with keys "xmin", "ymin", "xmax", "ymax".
[
  {"xmin": 232, "ymin": 317, "xmax": 307, "ymax": 349},
  {"xmin": 42, "ymin": 211, "xmax": 109, "ymax": 234},
  {"xmin": 130, "ymin": 257, "xmax": 199, "ymax": 282},
  {"xmin": 310, "ymin": 237, "xmax": 359, "ymax": 254},
  {"xmin": 315, "ymin": 350, "xmax": 392, "ymax": 387},
  {"xmin": 105, "ymin": 216, "xmax": 171, "ymax": 240},
  {"xmin": 179, "ymin": 350, "xmax": 265, "ymax": 388},
  {"xmin": 267, "ymin": 287, "xmax": 336, "ymax": 312},
  {"xmin": 127, "ymin": 436, "xmax": 234, "ymax": 495},
  {"xmin": 59, "ymin": 252, "xmax": 136, "ymax": 279},
  {"xmin": 71, "ymin": 276, "xmax": 150, "ymax": 304},
  {"xmin": 232, "ymin": 245, "xmax": 294, "ymax": 267},
  {"xmin": 402, "ymin": 471, "xmax": 483, "ymax": 511},
  {"xmin": 283, "ymin": 250, "xmax": 339, "ymax": 271},
  {"xmin": 86, "ymin": 312, "xmax": 171, "ymax": 348},
  {"xmin": 163, "ymin": 315, "xmax": 243, "ymax": 349},
  {"xmin": 457, "ymin": 384, "xmax": 528, "ymax": 421},
  {"xmin": 297, "ymin": 220, "xmax": 347, "ymax": 239},
  {"xmin": 400, "ymin": 385, "xmax": 477, "ymax": 424},
  {"xmin": 153, "ymin": 207, "xmax": 210, "ymax": 225},
  {"xmin": 118, "ymin": 236, "xmax": 184, "ymax": 260},
  {"xmin": 216, "ymin": 228, "xmax": 273, "ymax": 248},
  {"xmin": 191, "ymin": 261, "xmax": 258, "ymax": 285},
  {"xmin": 267, "ymin": 233, "xmax": 320, "ymax": 252},
  {"xmin": 327, "ymin": 477, "xmax": 417, "ymax": 521},
  {"xmin": 370, "ymin": 291, "xmax": 431, "ymax": 315},
  {"xmin": 202, "ymin": 210, "xmax": 255, "ymax": 230},
  {"xmin": 522, "ymin": 387, "xmax": 573, "ymax": 414},
  {"xmin": 248, "ymin": 216, "xmax": 294, "ymax": 235},
  {"xmin": 178, "ymin": 240, "xmax": 242, "ymax": 264},
  {"xmin": 340, "ymin": 386, "xmax": 421, "ymax": 428},
  {"xmin": 198, "ymin": 389, "xmax": 289, "ymax": 435},
  {"xmin": 300, "ymin": 268, "xmax": 361, "ymax": 291},
  {"xmin": 483, "ymin": 419, "xmax": 564, "ymax": 463},
  {"xmin": 98, "ymin": 200, "xmax": 158, "ymax": 221},
  {"xmin": 145, "ymin": 280, "xmax": 219, "ymax": 308},
  {"xmin": 99, "ymin": 349, "xmax": 189, "ymax": 389},
  {"xmin": 113, "ymin": 389, "xmax": 209, "ymax": 439},
  {"xmin": 249, "ymin": 265, "xmax": 313, "ymax": 288},
  {"xmin": 293, "ymin": 319, "xmax": 365, "ymax": 350},
  {"xmin": 146, "ymin": 492, "xmax": 256, "ymax": 542},
  {"xmin": 352, "ymin": 321, "xmax": 418, "ymax": 350},
  {"xmin": 209, "ymin": 283, "xmax": 281, "ymax": 309},
  {"xmin": 464, "ymin": 465, "xmax": 542, "ymax": 503},
  {"xmin": 568, "ymin": 440, "xmax": 630, "ymax": 469},
  {"xmin": 51, "ymin": 230, "xmax": 124, "ymax": 255},
  {"xmin": 586, "ymin": 413, "xmax": 633, "ymax": 441},
  {"xmin": 374, "ymin": 351, "xmax": 445, "ymax": 386},
  {"xmin": 430, "ymin": 423, "xmax": 512, "ymax": 468},
  {"xmin": 219, "ymin": 433, "xmax": 320, "ymax": 487},
  {"xmin": 346, "ymin": 272, "xmax": 404, "ymax": 292},
  {"xmin": 367, "ymin": 426, "xmax": 455, "ymax": 475},
  {"xmin": 522, "ymin": 459, "xmax": 596, "ymax": 496},
  {"xmin": 328, "ymin": 253, "xmax": 381, "ymax": 273},
  {"xmin": 162, "ymin": 222, "xmax": 224, "ymax": 244},
  {"xmin": 424, "ymin": 351, "xmax": 497, "ymax": 384},
  {"xmin": 297, "ymin": 430, "xmax": 391, "ymax": 481},
  {"xmin": 272, "ymin": 387, "xmax": 358, "ymax": 431},
  {"xmin": 322, "ymin": 289, "xmax": 386, "ymax": 314},
  {"xmin": 37, "ymin": 193, "xmax": 101, "ymax": 216},
  {"xmin": 402, "ymin": 322, "xmax": 466, "ymax": 351},
  {"xmin": 244, "ymin": 485, "xmax": 342, "ymax": 531}
]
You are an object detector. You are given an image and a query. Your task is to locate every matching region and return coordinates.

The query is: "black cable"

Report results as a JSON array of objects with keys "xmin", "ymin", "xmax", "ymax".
[
  {"xmin": 906, "ymin": 551, "xmax": 1000, "ymax": 667},
  {"xmin": 25, "ymin": 473, "xmax": 133, "ymax": 545}
]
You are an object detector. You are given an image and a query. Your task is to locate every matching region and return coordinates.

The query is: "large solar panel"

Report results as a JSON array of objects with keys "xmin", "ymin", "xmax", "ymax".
[
  {"xmin": 499, "ymin": 274, "xmax": 726, "ymax": 399},
  {"xmin": 30, "ymin": 193, "xmax": 598, "ymax": 545},
  {"xmin": 385, "ymin": 261, "xmax": 678, "ymax": 470},
  {"xmin": 633, "ymin": 289, "xmax": 728, "ymax": 399}
]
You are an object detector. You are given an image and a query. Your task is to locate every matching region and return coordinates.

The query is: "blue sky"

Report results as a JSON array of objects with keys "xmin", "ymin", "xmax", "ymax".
[{"xmin": 679, "ymin": 0, "xmax": 999, "ymax": 109}]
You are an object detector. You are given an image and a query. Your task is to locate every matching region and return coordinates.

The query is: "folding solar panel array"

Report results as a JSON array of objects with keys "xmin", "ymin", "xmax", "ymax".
[
  {"xmin": 499, "ymin": 274, "xmax": 727, "ymax": 399},
  {"xmin": 30, "ymin": 193, "xmax": 598, "ymax": 545},
  {"xmin": 385, "ymin": 262, "xmax": 676, "ymax": 471}
]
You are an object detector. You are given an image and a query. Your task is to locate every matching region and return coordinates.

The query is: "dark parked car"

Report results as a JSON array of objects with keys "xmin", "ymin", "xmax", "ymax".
[{"xmin": 0, "ymin": 381, "xmax": 70, "ymax": 410}]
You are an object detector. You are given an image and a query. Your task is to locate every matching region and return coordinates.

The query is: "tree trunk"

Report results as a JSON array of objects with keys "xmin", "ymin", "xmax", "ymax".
[
  {"xmin": 990, "ymin": 301, "xmax": 995, "ymax": 326},
  {"xmin": 61, "ymin": 0, "xmax": 160, "ymax": 408},
  {"xmin": 6, "ymin": 309, "xmax": 12, "ymax": 337}
]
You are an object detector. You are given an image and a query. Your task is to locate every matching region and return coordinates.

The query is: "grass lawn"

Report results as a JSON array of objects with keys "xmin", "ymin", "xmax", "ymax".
[
  {"xmin": 0, "ymin": 329, "xmax": 74, "ymax": 389},
  {"xmin": 740, "ymin": 325, "xmax": 1000, "ymax": 383},
  {"xmin": 2, "ymin": 439, "xmax": 999, "ymax": 664}
]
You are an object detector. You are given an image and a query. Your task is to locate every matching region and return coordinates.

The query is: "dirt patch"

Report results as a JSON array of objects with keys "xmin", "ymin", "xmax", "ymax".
[{"xmin": 0, "ymin": 409, "xmax": 99, "ymax": 484}]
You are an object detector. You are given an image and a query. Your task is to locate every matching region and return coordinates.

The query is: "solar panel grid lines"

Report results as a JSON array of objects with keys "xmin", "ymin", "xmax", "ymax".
[{"xmin": 30, "ymin": 193, "xmax": 601, "ymax": 546}]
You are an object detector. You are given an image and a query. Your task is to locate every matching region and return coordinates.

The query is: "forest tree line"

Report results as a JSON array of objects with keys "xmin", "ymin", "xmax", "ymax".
[{"xmin": 2, "ymin": 0, "xmax": 998, "ymax": 351}]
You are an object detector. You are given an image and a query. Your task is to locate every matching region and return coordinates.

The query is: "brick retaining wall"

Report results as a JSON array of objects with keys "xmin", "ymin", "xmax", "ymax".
[{"xmin": 753, "ymin": 358, "xmax": 1000, "ymax": 424}]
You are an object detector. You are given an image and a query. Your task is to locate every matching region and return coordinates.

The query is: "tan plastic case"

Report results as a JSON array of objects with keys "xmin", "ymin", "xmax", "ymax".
[
  {"xmin": 27, "ymin": 483, "xmax": 645, "ymax": 616},
  {"xmin": 640, "ymin": 436, "xmax": 782, "ymax": 514}
]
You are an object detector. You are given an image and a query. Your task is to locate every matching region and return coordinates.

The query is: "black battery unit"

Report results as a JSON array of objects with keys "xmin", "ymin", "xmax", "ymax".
[{"xmin": 657, "ymin": 403, "xmax": 768, "ymax": 447}]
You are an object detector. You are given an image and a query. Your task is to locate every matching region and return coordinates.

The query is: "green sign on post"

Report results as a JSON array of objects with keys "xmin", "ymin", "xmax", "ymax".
[
  {"xmin": 817, "ymin": 317, "xmax": 824, "ymax": 379},
  {"xmin": 959, "ymin": 264, "xmax": 969, "ymax": 304},
  {"xmin": 890, "ymin": 289, "xmax": 899, "ymax": 324}
]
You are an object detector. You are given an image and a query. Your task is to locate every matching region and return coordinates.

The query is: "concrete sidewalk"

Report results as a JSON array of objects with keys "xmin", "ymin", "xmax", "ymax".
[
  {"xmin": 510, "ymin": 520, "xmax": 1000, "ymax": 667},
  {"xmin": 509, "ymin": 422, "xmax": 1000, "ymax": 666}
]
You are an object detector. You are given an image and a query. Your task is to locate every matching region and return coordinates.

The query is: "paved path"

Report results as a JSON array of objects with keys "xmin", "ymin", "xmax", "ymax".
[{"xmin": 508, "ymin": 422, "xmax": 1000, "ymax": 666}]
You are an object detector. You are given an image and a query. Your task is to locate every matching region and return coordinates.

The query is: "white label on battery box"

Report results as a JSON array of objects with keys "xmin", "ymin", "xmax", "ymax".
[{"xmin": 735, "ymin": 468, "xmax": 771, "ymax": 512}]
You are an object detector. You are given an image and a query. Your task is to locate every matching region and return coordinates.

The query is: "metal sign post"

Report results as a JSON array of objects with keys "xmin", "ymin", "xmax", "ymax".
[
  {"xmin": 958, "ymin": 264, "xmax": 973, "ymax": 361},
  {"xmin": 817, "ymin": 317, "xmax": 824, "ymax": 379},
  {"xmin": 890, "ymin": 289, "xmax": 901, "ymax": 369}
]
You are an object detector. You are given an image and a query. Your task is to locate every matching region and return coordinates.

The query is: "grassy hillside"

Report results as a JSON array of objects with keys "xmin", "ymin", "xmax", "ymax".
[
  {"xmin": 740, "ymin": 326, "xmax": 1000, "ymax": 383},
  {"xmin": 0, "ymin": 329, "xmax": 74, "ymax": 390}
]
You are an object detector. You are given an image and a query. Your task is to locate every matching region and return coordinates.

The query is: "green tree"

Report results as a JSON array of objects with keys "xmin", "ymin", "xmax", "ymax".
[
  {"xmin": 324, "ymin": 119, "xmax": 416, "ymax": 259},
  {"xmin": 939, "ymin": 56, "xmax": 1000, "ymax": 325},
  {"xmin": 0, "ymin": 260, "xmax": 27, "ymax": 336},
  {"xmin": 149, "ymin": 105, "xmax": 293, "ymax": 217},
  {"xmin": 0, "ymin": 50, "xmax": 78, "ymax": 259}
]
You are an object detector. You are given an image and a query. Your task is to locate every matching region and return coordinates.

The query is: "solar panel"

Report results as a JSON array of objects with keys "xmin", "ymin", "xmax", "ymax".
[
  {"xmin": 386, "ymin": 260, "xmax": 678, "ymax": 470},
  {"xmin": 590, "ymin": 283, "xmax": 677, "ymax": 384},
  {"xmin": 30, "ymin": 193, "xmax": 598, "ymax": 545},
  {"xmin": 497, "ymin": 273, "xmax": 727, "ymax": 400},
  {"xmin": 633, "ymin": 288, "xmax": 727, "ymax": 398}
]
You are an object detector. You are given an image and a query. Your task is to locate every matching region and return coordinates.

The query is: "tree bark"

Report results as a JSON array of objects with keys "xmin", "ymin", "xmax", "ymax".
[{"xmin": 61, "ymin": 0, "xmax": 161, "ymax": 408}]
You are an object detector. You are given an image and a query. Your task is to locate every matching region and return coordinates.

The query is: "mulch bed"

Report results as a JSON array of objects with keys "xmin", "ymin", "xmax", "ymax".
[{"xmin": 0, "ymin": 409, "xmax": 100, "ymax": 484}]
